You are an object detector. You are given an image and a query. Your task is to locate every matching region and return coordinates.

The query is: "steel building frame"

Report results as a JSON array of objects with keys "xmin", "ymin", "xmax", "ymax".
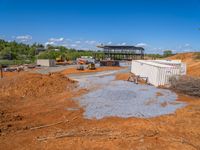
[{"xmin": 96, "ymin": 45, "xmax": 144, "ymax": 60}]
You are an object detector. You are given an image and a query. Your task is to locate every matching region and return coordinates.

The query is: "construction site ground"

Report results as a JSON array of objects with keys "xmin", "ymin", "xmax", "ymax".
[{"xmin": 0, "ymin": 54, "xmax": 200, "ymax": 150}]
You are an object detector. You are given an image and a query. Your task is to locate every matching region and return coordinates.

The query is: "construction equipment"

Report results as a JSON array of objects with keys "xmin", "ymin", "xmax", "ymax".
[
  {"xmin": 77, "ymin": 62, "xmax": 84, "ymax": 70},
  {"xmin": 56, "ymin": 55, "xmax": 65, "ymax": 62},
  {"xmin": 56, "ymin": 55, "xmax": 66, "ymax": 65},
  {"xmin": 76, "ymin": 56, "xmax": 95, "ymax": 65},
  {"xmin": 77, "ymin": 58, "xmax": 87, "ymax": 65},
  {"xmin": 87, "ymin": 63, "xmax": 96, "ymax": 70}
]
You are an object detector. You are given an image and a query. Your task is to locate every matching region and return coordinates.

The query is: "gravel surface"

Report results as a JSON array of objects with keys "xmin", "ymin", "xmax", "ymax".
[{"xmin": 72, "ymin": 73, "xmax": 185, "ymax": 119}]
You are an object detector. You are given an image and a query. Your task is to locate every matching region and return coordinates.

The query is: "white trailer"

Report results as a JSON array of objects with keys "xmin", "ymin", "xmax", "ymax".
[
  {"xmin": 131, "ymin": 60, "xmax": 180, "ymax": 86},
  {"xmin": 150, "ymin": 60, "xmax": 186, "ymax": 75},
  {"xmin": 37, "ymin": 59, "xmax": 56, "ymax": 67}
]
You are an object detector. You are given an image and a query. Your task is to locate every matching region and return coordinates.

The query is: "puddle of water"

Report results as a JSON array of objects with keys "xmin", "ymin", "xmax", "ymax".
[{"xmin": 70, "ymin": 67, "xmax": 186, "ymax": 120}]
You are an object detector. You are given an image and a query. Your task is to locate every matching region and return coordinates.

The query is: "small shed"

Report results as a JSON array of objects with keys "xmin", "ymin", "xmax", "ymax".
[
  {"xmin": 131, "ymin": 60, "xmax": 181, "ymax": 86},
  {"xmin": 37, "ymin": 59, "xmax": 56, "ymax": 67}
]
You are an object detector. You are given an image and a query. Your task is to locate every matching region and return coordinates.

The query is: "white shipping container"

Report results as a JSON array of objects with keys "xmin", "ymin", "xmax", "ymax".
[
  {"xmin": 131, "ymin": 60, "xmax": 180, "ymax": 86},
  {"xmin": 150, "ymin": 60, "xmax": 187, "ymax": 75},
  {"xmin": 37, "ymin": 59, "xmax": 56, "ymax": 67}
]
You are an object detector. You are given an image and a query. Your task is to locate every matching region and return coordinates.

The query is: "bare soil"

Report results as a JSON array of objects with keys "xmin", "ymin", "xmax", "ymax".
[
  {"xmin": 61, "ymin": 66, "xmax": 125, "ymax": 75},
  {"xmin": 0, "ymin": 62, "xmax": 200, "ymax": 149}
]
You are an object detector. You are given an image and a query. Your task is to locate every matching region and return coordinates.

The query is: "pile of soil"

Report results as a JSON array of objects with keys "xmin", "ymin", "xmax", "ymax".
[
  {"xmin": 0, "ymin": 72, "xmax": 80, "ymax": 136},
  {"xmin": 0, "ymin": 72, "xmax": 76, "ymax": 99},
  {"xmin": 168, "ymin": 52, "xmax": 200, "ymax": 77}
]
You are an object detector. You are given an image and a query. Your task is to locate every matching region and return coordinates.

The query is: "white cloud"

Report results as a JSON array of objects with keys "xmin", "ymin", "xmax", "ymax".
[
  {"xmin": 45, "ymin": 37, "xmax": 66, "ymax": 46},
  {"xmin": 121, "ymin": 42, "xmax": 126, "ymax": 46},
  {"xmin": 184, "ymin": 43, "xmax": 190, "ymax": 47},
  {"xmin": 45, "ymin": 41, "xmax": 55, "ymax": 45},
  {"xmin": 61, "ymin": 43, "xmax": 68, "ymax": 47},
  {"xmin": 15, "ymin": 35, "xmax": 32, "ymax": 42},
  {"xmin": 85, "ymin": 40, "xmax": 96, "ymax": 44},
  {"xmin": 44, "ymin": 37, "xmax": 100, "ymax": 50},
  {"xmin": 107, "ymin": 41, "xmax": 112, "ymax": 45},
  {"xmin": 117, "ymin": 42, "xmax": 126, "ymax": 46},
  {"xmin": 136, "ymin": 43, "xmax": 148, "ymax": 48},
  {"xmin": 70, "ymin": 44, "xmax": 77, "ymax": 47},
  {"xmin": 75, "ymin": 41, "xmax": 81, "ymax": 44},
  {"xmin": 49, "ymin": 37, "xmax": 64, "ymax": 42}
]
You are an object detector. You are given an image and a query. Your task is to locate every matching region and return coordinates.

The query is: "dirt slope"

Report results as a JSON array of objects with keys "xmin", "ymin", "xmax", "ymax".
[
  {"xmin": 167, "ymin": 52, "xmax": 200, "ymax": 77},
  {"xmin": 0, "ymin": 72, "xmax": 80, "ymax": 137},
  {"xmin": 0, "ymin": 72, "xmax": 76, "ymax": 99}
]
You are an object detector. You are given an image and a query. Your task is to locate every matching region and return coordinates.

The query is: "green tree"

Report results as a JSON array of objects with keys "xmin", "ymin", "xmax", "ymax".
[{"xmin": 163, "ymin": 50, "xmax": 173, "ymax": 57}]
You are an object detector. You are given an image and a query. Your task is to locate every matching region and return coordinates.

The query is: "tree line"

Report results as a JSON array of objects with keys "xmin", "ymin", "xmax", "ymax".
[
  {"xmin": 0, "ymin": 39, "xmax": 176, "ymax": 65},
  {"xmin": 0, "ymin": 39, "xmax": 104, "ymax": 65}
]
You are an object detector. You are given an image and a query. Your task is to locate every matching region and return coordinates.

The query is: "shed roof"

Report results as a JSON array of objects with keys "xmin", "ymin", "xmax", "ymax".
[
  {"xmin": 97, "ymin": 45, "xmax": 144, "ymax": 50},
  {"xmin": 152, "ymin": 60, "xmax": 182, "ymax": 65},
  {"xmin": 134, "ymin": 60, "xmax": 175, "ymax": 68}
]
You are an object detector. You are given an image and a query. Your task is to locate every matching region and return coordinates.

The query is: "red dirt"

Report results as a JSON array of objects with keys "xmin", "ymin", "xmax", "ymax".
[
  {"xmin": 61, "ymin": 66, "xmax": 125, "ymax": 75},
  {"xmin": 0, "ymin": 64, "xmax": 200, "ymax": 149},
  {"xmin": 0, "ymin": 72, "xmax": 76, "ymax": 99},
  {"xmin": 115, "ymin": 72, "xmax": 148, "ymax": 84},
  {"xmin": 0, "ymin": 86, "xmax": 200, "ymax": 150},
  {"xmin": 115, "ymin": 72, "xmax": 130, "ymax": 81},
  {"xmin": 1, "ymin": 71, "xmax": 21, "ymax": 77}
]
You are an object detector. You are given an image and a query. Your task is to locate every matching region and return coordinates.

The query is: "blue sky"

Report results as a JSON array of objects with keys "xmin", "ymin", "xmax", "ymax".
[{"xmin": 0, "ymin": 0, "xmax": 200, "ymax": 53}]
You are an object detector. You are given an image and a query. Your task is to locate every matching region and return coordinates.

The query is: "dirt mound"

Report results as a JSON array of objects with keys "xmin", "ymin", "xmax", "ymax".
[
  {"xmin": 0, "ymin": 72, "xmax": 76, "ymax": 99},
  {"xmin": 168, "ymin": 52, "xmax": 196, "ymax": 61},
  {"xmin": 167, "ymin": 52, "xmax": 200, "ymax": 77}
]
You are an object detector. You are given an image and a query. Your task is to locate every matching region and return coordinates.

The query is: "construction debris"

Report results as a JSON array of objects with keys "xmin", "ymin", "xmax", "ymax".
[{"xmin": 170, "ymin": 75, "xmax": 200, "ymax": 97}]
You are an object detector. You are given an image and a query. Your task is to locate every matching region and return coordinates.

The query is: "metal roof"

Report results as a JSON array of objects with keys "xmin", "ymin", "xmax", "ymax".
[
  {"xmin": 97, "ymin": 45, "xmax": 144, "ymax": 50},
  {"xmin": 135, "ymin": 60, "xmax": 174, "ymax": 68},
  {"xmin": 152, "ymin": 60, "xmax": 182, "ymax": 65}
]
